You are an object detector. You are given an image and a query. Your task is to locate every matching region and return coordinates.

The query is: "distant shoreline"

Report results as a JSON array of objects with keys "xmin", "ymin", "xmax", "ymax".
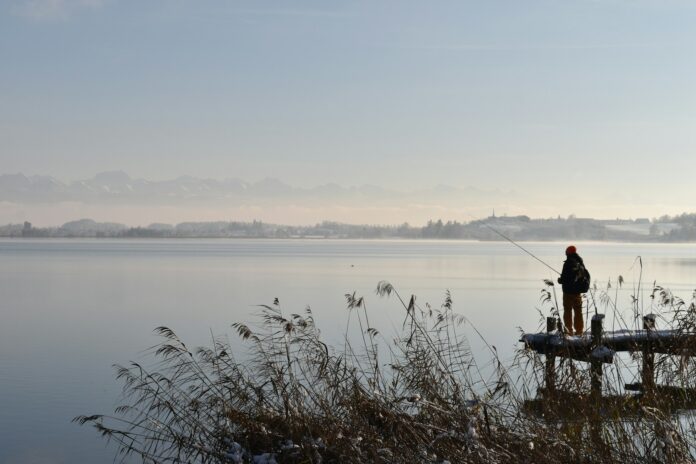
[
  {"xmin": 4, "ymin": 235, "xmax": 696, "ymax": 245},
  {"xmin": 5, "ymin": 214, "xmax": 696, "ymax": 242}
]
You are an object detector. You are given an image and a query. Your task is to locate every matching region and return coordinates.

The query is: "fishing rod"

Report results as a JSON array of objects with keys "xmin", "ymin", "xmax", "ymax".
[
  {"xmin": 471, "ymin": 215, "xmax": 561, "ymax": 275},
  {"xmin": 470, "ymin": 215, "xmax": 601, "ymax": 325}
]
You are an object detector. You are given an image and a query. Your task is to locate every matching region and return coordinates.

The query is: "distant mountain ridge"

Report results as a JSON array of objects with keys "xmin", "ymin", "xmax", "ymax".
[{"xmin": 0, "ymin": 171, "xmax": 511, "ymax": 205}]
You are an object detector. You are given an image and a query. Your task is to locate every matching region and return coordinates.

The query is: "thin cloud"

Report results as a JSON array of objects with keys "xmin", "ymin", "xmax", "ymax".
[
  {"xmin": 182, "ymin": 7, "xmax": 353, "ymax": 27},
  {"xmin": 411, "ymin": 42, "xmax": 658, "ymax": 52},
  {"xmin": 15, "ymin": 0, "xmax": 108, "ymax": 21},
  {"xmin": 237, "ymin": 7, "xmax": 352, "ymax": 19}
]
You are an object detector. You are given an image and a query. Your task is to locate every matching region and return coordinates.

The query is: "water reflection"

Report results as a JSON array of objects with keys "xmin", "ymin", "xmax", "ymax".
[{"xmin": 1, "ymin": 239, "xmax": 696, "ymax": 461}]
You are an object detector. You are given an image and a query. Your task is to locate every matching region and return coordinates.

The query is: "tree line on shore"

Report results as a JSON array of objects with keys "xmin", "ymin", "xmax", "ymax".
[{"xmin": 6, "ymin": 213, "xmax": 696, "ymax": 241}]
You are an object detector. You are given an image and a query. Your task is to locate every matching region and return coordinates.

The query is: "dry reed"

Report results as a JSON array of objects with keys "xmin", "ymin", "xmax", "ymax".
[{"xmin": 76, "ymin": 277, "xmax": 696, "ymax": 463}]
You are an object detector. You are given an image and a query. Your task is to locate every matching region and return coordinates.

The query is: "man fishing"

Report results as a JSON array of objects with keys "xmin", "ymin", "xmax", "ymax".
[
  {"xmin": 558, "ymin": 245, "xmax": 591, "ymax": 337},
  {"xmin": 476, "ymin": 218, "xmax": 591, "ymax": 336}
]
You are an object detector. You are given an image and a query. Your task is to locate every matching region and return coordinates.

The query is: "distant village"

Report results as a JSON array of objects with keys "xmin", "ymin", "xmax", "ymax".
[{"xmin": 4, "ymin": 213, "xmax": 696, "ymax": 242}]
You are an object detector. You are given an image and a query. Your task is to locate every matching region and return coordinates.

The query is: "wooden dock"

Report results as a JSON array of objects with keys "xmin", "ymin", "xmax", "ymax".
[{"xmin": 521, "ymin": 313, "xmax": 696, "ymax": 401}]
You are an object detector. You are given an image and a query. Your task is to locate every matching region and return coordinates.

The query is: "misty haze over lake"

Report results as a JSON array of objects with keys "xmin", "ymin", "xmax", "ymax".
[
  {"xmin": 0, "ymin": 171, "xmax": 514, "ymax": 226},
  {"xmin": 2, "ymin": 171, "xmax": 694, "ymax": 227}
]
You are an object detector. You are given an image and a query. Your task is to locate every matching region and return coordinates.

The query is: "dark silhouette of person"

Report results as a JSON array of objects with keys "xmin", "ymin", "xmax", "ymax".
[{"xmin": 558, "ymin": 245, "xmax": 588, "ymax": 336}]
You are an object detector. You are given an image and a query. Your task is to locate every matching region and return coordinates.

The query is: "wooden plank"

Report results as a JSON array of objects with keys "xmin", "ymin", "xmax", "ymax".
[{"xmin": 521, "ymin": 329, "xmax": 696, "ymax": 359}]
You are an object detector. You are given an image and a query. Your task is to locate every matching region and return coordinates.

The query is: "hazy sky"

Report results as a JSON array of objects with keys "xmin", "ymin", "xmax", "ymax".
[{"xmin": 2, "ymin": 0, "xmax": 696, "ymax": 223}]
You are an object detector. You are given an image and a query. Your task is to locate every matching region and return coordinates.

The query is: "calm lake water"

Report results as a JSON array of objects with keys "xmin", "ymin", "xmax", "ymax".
[{"xmin": 2, "ymin": 238, "xmax": 696, "ymax": 463}]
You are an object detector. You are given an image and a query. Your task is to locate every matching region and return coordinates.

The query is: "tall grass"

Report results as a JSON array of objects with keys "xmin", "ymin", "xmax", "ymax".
[{"xmin": 77, "ymin": 278, "xmax": 696, "ymax": 463}]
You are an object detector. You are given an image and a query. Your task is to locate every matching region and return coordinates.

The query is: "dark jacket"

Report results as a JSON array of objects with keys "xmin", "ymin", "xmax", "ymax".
[{"xmin": 558, "ymin": 253, "xmax": 587, "ymax": 294}]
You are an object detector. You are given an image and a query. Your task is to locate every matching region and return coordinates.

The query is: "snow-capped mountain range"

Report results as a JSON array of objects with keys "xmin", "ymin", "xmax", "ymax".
[{"xmin": 0, "ymin": 171, "xmax": 511, "ymax": 206}]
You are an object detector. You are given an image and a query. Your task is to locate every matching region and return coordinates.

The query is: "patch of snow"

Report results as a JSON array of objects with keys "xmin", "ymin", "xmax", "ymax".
[
  {"xmin": 280, "ymin": 439, "xmax": 299, "ymax": 451},
  {"xmin": 252, "ymin": 453, "xmax": 278, "ymax": 464},
  {"xmin": 225, "ymin": 442, "xmax": 244, "ymax": 463}
]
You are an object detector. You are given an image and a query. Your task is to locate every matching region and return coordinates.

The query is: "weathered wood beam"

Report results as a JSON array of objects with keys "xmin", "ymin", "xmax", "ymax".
[
  {"xmin": 590, "ymin": 314, "xmax": 605, "ymax": 398},
  {"xmin": 642, "ymin": 314, "xmax": 656, "ymax": 395},
  {"xmin": 521, "ymin": 327, "xmax": 696, "ymax": 359},
  {"xmin": 520, "ymin": 332, "xmax": 615, "ymax": 363}
]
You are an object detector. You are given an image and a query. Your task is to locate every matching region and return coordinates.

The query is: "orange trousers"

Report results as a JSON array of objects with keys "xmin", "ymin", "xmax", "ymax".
[{"xmin": 563, "ymin": 293, "xmax": 584, "ymax": 336}]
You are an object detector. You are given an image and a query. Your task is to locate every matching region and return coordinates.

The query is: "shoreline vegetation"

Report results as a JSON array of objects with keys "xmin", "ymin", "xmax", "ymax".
[
  {"xmin": 77, "ymin": 279, "xmax": 696, "ymax": 463},
  {"xmin": 8, "ymin": 213, "xmax": 696, "ymax": 241}
]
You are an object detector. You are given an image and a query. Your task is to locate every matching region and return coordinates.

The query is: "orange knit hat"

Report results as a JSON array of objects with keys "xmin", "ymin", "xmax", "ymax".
[{"xmin": 565, "ymin": 245, "xmax": 577, "ymax": 255}]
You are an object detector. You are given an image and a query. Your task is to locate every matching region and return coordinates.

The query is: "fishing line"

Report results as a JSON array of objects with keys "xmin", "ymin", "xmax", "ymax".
[
  {"xmin": 471, "ymin": 215, "xmax": 601, "ymax": 328},
  {"xmin": 470, "ymin": 215, "xmax": 561, "ymax": 275}
]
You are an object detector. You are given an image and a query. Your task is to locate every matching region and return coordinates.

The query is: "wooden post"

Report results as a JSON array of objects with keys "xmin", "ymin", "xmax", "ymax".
[
  {"xmin": 590, "ymin": 314, "xmax": 605, "ymax": 399},
  {"xmin": 591, "ymin": 314, "xmax": 604, "ymax": 343},
  {"xmin": 588, "ymin": 314, "xmax": 605, "ymax": 448},
  {"xmin": 545, "ymin": 317, "xmax": 556, "ymax": 395},
  {"xmin": 642, "ymin": 314, "xmax": 656, "ymax": 395}
]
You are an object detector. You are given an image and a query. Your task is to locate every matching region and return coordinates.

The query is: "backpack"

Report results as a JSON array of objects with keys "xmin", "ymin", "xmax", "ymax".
[{"xmin": 575, "ymin": 262, "xmax": 591, "ymax": 293}]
